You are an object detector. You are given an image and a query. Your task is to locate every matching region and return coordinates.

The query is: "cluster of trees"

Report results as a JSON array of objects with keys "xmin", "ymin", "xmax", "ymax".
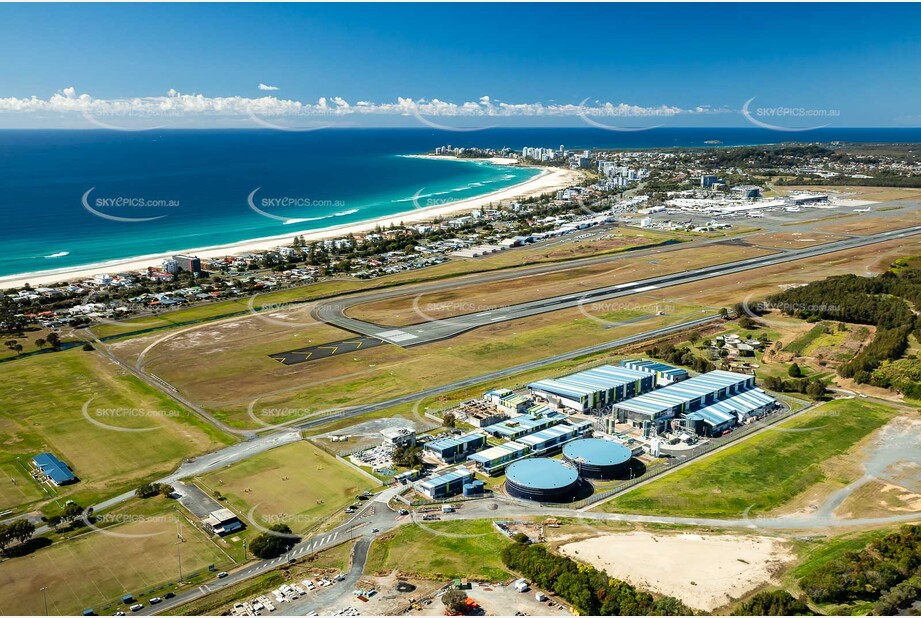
[
  {"xmin": 760, "ymin": 374, "xmax": 827, "ymax": 400},
  {"xmin": 46, "ymin": 503, "xmax": 88, "ymax": 530},
  {"xmin": 135, "ymin": 482, "xmax": 175, "ymax": 498},
  {"xmin": 249, "ymin": 524, "xmax": 300, "ymax": 559},
  {"xmin": 867, "ymin": 357, "xmax": 921, "ymax": 398},
  {"xmin": 0, "ymin": 519, "xmax": 36, "ymax": 554},
  {"xmin": 645, "ymin": 342, "xmax": 715, "ymax": 373},
  {"xmin": 501, "ymin": 541, "xmax": 693, "ymax": 616},
  {"xmin": 392, "ymin": 445, "xmax": 423, "ymax": 468},
  {"xmin": 798, "ymin": 525, "xmax": 920, "ymax": 611},
  {"xmin": 767, "ymin": 269, "xmax": 921, "ymax": 385},
  {"xmin": 705, "ymin": 144, "xmax": 834, "ymax": 169},
  {"xmin": 736, "ymin": 590, "xmax": 813, "ymax": 616}
]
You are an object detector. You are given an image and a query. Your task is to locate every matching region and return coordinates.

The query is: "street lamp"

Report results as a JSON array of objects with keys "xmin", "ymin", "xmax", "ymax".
[{"xmin": 40, "ymin": 586, "xmax": 48, "ymax": 616}]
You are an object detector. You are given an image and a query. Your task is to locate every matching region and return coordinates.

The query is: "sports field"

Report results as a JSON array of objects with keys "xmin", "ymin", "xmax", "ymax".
[
  {"xmin": 365, "ymin": 519, "xmax": 511, "ymax": 581},
  {"xmin": 0, "ymin": 500, "xmax": 231, "ymax": 616},
  {"xmin": 600, "ymin": 399, "xmax": 898, "ymax": 518},
  {"xmin": 198, "ymin": 440, "xmax": 373, "ymax": 534},
  {"xmin": 0, "ymin": 349, "xmax": 231, "ymax": 514}
]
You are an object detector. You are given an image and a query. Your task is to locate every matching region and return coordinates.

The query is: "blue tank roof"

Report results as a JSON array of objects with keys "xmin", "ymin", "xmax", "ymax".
[
  {"xmin": 505, "ymin": 458, "xmax": 579, "ymax": 490},
  {"xmin": 563, "ymin": 438, "xmax": 631, "ymax": 466}
]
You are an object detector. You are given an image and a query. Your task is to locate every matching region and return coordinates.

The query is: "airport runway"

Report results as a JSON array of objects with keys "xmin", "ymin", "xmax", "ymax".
[
  {"xmin": 270, "ymin": 335, "xmax": 386, "ymax": 365},
  {"xmin": 312, "ymin": 224, "xmax": 921, "ymax": 346}
]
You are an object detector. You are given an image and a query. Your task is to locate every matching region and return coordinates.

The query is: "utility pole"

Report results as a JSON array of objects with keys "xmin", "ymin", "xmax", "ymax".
[
  {"xmin": 40, "ymin": 587, "xmax": 48, "ymax": 616},
  {"xmin": 176, "ymin": 516, "xmax": 184, "ymax": 584}
]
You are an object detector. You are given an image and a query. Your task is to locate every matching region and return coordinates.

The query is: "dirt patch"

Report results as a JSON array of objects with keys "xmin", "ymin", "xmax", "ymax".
[{"xmin": 559, "ymin": 531, "xmax": 794, "ymax": 612}]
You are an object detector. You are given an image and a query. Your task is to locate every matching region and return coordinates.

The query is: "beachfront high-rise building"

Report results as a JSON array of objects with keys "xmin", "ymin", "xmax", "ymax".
[{"xmin": 173, "ymin": 254, "xmax": 202, "ymax": 275}]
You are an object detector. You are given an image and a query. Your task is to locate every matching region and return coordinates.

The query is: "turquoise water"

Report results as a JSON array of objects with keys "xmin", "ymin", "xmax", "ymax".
[{"xmin": 2, "ymin": 127, "xmax": 919, "ymax": 282}]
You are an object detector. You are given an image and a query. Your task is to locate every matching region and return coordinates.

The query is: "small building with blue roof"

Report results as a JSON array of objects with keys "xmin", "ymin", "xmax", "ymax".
[{"xmin": 31, "ymin": 452, "xmax": 77, "ymax": 486}]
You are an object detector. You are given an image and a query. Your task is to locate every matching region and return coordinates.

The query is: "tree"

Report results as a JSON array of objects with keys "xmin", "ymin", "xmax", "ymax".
[
  {"xmin": 441, "ymin": 589, "xmax": 468, "ymax": 614},
  {"xmin": 739, "ymin": 315, "xmax": 756, "ymax": 329},
  {"xmin": 45, "ymin": 332, "xmax": 61, "ymax": 351},
  {"xmin": 35, "ymin": 338, "xmax": 46, "ymax": 350},
  {"xmin": 249, "ymin": 524, "xmax": 299, "ymax": 559},
  {"xmin": 159, "ymin": 483, "xmax": 175, "ymax": 497},
  {"xmin": 442, "ymin": 413, "xmax": 456, "ymax": 428},
  {"xmin": 805, "ymin": 380, "xmax": 827, "ymax": 400},
  {"xmin": 61, "ymin": 503, "xmax": 84, "ymax": 523},
  {"xmin": 788, "ymin": 363, "xmax": 803, "ymax": 378}
]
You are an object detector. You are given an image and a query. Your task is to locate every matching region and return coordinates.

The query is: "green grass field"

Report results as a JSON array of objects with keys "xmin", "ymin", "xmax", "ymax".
[
  {"xmin": 784, "ymin": 323, "xmax": 829, "ymax": 354},
  {"xmin": 600, "ymin": 399, "xmax": 897, "ymax": 518},
  {"xmin": 365, "ymin": 519, "xmax": 511, "ymax": 581},
  {"xmin": 198, "ymin": 440, "xmax": 373, "ymax": 535},
  {"xmin": 0, "ymin": 499, "xmax": 232, "ymax": 616},
  {"xmin": 0, "ymin": 349, "xmax": 232, "ymax": 515}
]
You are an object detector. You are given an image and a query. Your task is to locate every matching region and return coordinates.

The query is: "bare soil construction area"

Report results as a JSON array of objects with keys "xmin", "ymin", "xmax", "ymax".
[{"xmin": 559, "ymin": 532, "xmax": 794, "ymax": 612}]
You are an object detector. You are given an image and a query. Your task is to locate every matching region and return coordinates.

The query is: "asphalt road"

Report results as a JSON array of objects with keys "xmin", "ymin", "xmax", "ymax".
[
  {"xmin": 312, "ymin": 224, "xmax": 921, "ymax": 346},
  {"xmin": 141, "ymin": 486, "xmax": 404, "ymax": 616}
]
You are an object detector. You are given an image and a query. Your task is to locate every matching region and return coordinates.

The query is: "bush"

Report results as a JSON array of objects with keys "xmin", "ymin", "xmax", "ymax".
[{"xmin": 737, "ymin": 590, "xmax": 812, "ymax": 615}]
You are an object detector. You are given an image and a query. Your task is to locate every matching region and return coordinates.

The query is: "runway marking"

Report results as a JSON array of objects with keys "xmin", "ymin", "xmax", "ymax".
[{"xmin": 269, "ymin": 337, "xmax": 385, "ymax": 365}]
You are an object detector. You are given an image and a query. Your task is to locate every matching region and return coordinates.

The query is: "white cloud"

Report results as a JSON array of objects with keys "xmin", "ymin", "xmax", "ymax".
[
  {"xmin": 258, "ymin": 83, "xmax": 280, "ymax": 91},
  {"xmin": 0, "ymin": 87, "xmax": 730, "ymax": 119}
]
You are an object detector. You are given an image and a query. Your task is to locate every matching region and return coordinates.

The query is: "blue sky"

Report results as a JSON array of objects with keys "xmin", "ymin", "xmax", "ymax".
[{"xmin": 1, "ymin": 3, "xmax": 919, "ymax": 128}]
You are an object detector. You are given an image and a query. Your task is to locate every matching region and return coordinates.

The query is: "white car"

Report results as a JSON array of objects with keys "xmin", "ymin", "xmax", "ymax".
[{"xmin": 129, "ymin": 604, "xmax": 143, "ymax": 612}]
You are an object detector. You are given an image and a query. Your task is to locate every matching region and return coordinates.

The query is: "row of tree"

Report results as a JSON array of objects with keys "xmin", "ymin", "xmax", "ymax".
[
  {"xmin": 760, "ymin": 373, "xmax": 827, "ymax": 400},
  {"xmin": 135, "ymin": 482, "xmax": 175, "ymax": 498},
  {"xmin": 644, "ymin": 342, "xmax": 715, "ymax": 374},
  {"xmin": 501, "ymin": 540, "xmax": 693, "ymax": 616}
]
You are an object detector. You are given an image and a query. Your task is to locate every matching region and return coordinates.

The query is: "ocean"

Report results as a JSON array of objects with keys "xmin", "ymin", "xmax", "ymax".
[{"xmin": 1, "ymin": 127, "xmax": 919, "ymax": 281}]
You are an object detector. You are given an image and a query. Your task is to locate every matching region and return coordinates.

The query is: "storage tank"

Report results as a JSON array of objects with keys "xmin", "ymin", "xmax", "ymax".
[
  {"xmin": 504, "ymin": 458, "xmax": 580, "ymax": 503},
  {"xmin": 562, "ymin": 438, "xmax": 632, "ymax": 480}
]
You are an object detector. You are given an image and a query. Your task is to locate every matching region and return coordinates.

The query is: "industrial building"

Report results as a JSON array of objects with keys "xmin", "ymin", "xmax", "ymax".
[
  {"xmin": 423, "ymin": 433, "xmax": 487, "ymax": 463},
  {"xmin": 483, "ymin": 388, "xmax": 532, "ymax": 415},
  {"xmin": 468, "ymin": 441, "xmax": 531, "ymax": 475},
  {"xmin": 527, "ymin": 365, "xmax": 654, "ymax": 413},
  {"xmin": 505, "ymin": 459, "xmax": 580, "ymax": 503},
  {"xmin": 380, "ymin": 428, "xmax": 416, "ymax": 448},
  {"xmin": 416, "ymin": 468, "xmax": 475, "ymax": 499},
  {"xmin": 685, "ymin": 388, "xmax": 778, "ymax": 436},
  {"xmin": 484, "ymin": 409, "xmax": 566, "ymax": 440},
  {"xmin": 563, "ymin": 438, "xmax": 632, "ymax": 479},
  {"xmin": 621, "ymin": 359, "xmax": 689, "ymax": 386},
  {"xmin": 31, "ymin": 452, "xmax": 77, "ymax": 486},
  {"xmin": 513, "ymin": 420, "xmax": 594, "ymax": 456},
  {"xmin": 202, "ymin": 508, "xmax": 244, "ymax": 536},
  {"xmin": 453, "ymin": 399, "xmax": 508, "ymax": 427},
  {"xmin": 612, "ymin": 369, "xmax": 758, "ymax": 431}
]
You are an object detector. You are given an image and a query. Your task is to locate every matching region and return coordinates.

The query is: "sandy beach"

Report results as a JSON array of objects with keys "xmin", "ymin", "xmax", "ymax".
[{"xmin": 0, "ymin": 162, "xmax": 582, "ymax": 289}]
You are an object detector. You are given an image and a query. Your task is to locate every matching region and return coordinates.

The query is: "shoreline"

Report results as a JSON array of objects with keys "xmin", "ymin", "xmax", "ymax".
[{"xmin": 0, "ymin": 162, "xmax": 582, "ymax": 289}]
